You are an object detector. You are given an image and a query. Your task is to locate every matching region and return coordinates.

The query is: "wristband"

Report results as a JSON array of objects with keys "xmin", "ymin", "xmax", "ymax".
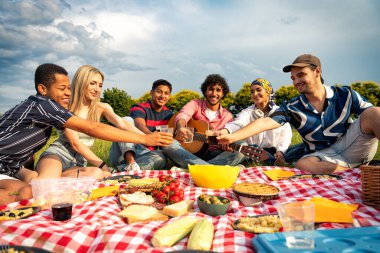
[{"xmin": 99, "ymin": 162, "xmax": 106, "ymax": 169}]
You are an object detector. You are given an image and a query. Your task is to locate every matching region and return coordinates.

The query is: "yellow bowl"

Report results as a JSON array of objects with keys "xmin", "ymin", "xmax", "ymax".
[{"xmin": 189, "ymin": 165, "xmax": 240, "ymax": 189}]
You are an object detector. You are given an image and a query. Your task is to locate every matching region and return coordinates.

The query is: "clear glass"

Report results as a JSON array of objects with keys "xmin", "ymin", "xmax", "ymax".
[
  {"xmin": 275, "ymin": 201, "xmax": 315, "ymax": 249},
  {"xmin": 183, "ymin": 127, "xmax": 195, "ymax": 143}
]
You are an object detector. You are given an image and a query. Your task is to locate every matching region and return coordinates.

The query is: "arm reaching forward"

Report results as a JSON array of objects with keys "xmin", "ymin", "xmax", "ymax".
[
  {"xmin": 217, "ymin": 117, "xmax": 281, "ymax": 144},
  {"xmin": 64, "ymin": 115, "xmax": 173, "ymax": 147}
]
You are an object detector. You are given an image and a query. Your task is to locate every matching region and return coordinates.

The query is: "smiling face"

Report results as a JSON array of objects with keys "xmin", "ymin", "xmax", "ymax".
[
  {"xmin": 290, "ymin": 66, "xmax": 321, "ymax": 94},
  {"xmin": 250, "ymin": 84, "xmax": 270, "ymax": 108},
  {"xmin": 150, "ymin": 84, "xmax": 171, "ymax": 109},
  {"xmin": 205, "ymin": 84, "xmax": 224, "ymax": 107},
  {"xmin": 44, "ymin": 74, "xmax": 71, "ymax": 109},
  {"xmin": 84, "ymin": 73, "xmax": 103, "ymax": 102}
]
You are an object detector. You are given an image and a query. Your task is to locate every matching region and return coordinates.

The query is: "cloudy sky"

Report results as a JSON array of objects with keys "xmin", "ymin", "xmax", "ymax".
[{"xmin": 1, "ymin": 0, "xmax": 379, "ymax": 113}]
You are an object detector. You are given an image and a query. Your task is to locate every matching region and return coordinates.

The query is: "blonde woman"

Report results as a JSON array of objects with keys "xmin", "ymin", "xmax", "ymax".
[{"xmin": 36, "ymin": 65, "xmax": 143, "ymax": 179}]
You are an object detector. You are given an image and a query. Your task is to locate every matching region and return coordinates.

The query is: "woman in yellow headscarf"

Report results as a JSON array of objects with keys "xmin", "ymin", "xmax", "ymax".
[{"xmin": 223, "ymin": 78, "xmax": 293, "ymax": 164}]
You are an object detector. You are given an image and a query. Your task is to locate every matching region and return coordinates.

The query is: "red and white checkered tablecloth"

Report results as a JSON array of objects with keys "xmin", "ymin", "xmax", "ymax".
[{"xmin": 1, "ymin": 166, "xmax": 379, "ymax": 253}]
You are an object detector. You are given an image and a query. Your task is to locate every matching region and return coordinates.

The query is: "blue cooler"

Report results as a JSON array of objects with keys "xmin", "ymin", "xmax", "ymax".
[{"xmin": 252, "ymin": 226, "xmax": 380, "ymax": 253}]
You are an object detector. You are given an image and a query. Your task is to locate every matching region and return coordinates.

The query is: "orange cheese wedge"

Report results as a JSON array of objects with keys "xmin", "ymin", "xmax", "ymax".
[
  {"xmin": 264, "ymin": 169, "xmax": 295, "ymax": 181},
  {"xmin": 305, "ymin": 197, "xmax": 358, "ymax": 223},
  {"xmin": 90, "ymin": 185, "xmax": 120, "ymax": 200}
]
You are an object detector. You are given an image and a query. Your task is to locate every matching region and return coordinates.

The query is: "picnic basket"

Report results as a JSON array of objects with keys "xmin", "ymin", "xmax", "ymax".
[{"xmin": 360, "ymin": 165, "xmax": 380, "ymax": 209}]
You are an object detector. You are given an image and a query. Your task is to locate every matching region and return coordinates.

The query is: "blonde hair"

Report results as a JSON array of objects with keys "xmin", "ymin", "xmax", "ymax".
[{"xmin": 69, "ymin": 65, "xmax": 104, "ymax": 122}]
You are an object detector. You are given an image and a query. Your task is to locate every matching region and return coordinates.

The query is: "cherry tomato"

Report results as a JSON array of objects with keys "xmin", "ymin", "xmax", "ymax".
[
  {"xmin": 151, "ymin": 189, "xmax": 160, "ymax": 197},
  {"xmin": 169, "ymin": 195, "xmax": 180, "ymax": 204},
  {"xmin": 177, "ymin": 192, "xmax": 184, "ymax": 200},
  {"xmin": 172, "ymin": 188, "xmax": 181, "ymax": 196},
  {"xmin": 158, "ymin": 175, "xmax": 166, "ymax": 182},
  {"xmin": 174, "ymin": 181, "xmax": 180, "ymax": 187},
  {"xmin": 19, "ymin": 199, "xmax": 29, "ymax": 206},
  {"xmin": 162, "ymin": 186, "xmax": 171, "ymax": 194},
  {"xmin": 165, "ymin": 175, "xmax": 173, "ymax": 182},
  {"xmin": 169, "ymin": 182, "xmax": 177, "ymax": 190},
  {"xmin": 157, "ymin": 194, "xmax": 167, "ymax": 204}
]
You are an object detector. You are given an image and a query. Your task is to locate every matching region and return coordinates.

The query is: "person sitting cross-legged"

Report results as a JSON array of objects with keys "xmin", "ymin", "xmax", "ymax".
[
  {"xmin": 218, "ymin": 78, "xmax": 296, "ymax": 165},
  {"xmin": 109, "ymin": 79, "xmax": 174, "ymax": 171},
  {"xmin": 218, "ymin": 54, "xmax": 379, "ymax": 174}
]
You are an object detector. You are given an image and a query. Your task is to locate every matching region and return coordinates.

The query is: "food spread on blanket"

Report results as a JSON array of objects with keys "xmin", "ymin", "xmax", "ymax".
[
  {"xmin": 3, "ymin": 170, "xmax": 365, "ymax": 252},
  {"xmin": 102, "ymin": 175, "xmax": 142, "ymax": 184},
  {"xmin": 232, "ymin": 215, "xmax": 282, "ymax": 233},
  {"xmin": 0, "ymin": 207, "xmax": 40, "ymax": 221}
]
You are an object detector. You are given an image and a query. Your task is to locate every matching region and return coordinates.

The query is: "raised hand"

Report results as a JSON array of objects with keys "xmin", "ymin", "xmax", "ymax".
[
  {"xmin": 217, "ymin": 133, "xmax": 235, "ymax": 145},
  {"xmin": 144, "ymin": 132, "xmax": 173, "ymax": 147}
]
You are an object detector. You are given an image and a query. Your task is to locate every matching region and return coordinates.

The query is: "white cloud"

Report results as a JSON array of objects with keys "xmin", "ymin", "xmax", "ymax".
[{"xmin": 0, "ymin": 0, "xmax": 379, "ymax": 113}]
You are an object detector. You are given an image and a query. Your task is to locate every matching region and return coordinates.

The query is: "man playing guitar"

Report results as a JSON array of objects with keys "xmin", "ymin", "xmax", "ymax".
[{"xmin": 163, "ymin": 74, "xmax": 246, "ymax": 170}]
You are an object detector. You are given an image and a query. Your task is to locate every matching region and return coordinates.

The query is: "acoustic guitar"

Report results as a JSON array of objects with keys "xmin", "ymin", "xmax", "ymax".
[{"xmin": 167, "ymin": 115, "xmax": 269, "ymax": 162}]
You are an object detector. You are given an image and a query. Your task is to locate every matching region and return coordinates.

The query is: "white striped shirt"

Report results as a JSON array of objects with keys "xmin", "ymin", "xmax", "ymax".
[{"xmin": 0, "ymin": 95, "xmax": 73, "ymax": 177}]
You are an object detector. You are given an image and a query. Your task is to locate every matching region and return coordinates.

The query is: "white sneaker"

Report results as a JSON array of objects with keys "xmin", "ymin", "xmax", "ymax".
[
  {"xmin": 170, "ymin": 166, "xmax": 188, "ymax": 172},
  {"xmin": 124, "ymin": 162, "xmax": 141, "ymax": 172}
]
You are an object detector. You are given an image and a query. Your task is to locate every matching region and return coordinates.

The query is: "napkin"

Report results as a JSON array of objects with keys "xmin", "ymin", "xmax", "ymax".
[
  {"xmin": 305, "ymin": 197, "xmax": 359, "ymax": 223},
  {"xmin": 90, "ymin": 185, "xmax": 120, "ymax": 200},
  {"xmin": 263, "ymin": 169, "xmax": 295, "ymax": 181}
]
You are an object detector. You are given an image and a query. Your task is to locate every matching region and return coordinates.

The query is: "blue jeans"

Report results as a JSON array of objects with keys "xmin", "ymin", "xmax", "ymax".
[
  {"xmin": 162, "ymin": 140, "xmax": 245, "ymax": 168},
  {"xmin": 109, "ymin": 142, "xmax": 167, "ymax": 171}
]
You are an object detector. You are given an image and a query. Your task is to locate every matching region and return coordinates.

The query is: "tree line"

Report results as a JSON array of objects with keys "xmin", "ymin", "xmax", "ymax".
[{"xmin": 101, "ymin": 81, "xmax": 379, "ymax": 117}]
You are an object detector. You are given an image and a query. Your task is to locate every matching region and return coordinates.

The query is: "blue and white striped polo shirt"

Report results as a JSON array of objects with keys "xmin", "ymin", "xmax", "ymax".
[
  {"xmin": 0, "ymin": 95, "xmax": 73, "ymax": 177},
  {"xmin": 271, "ymin": 85, "xmax": 373, "ymax": 152}
]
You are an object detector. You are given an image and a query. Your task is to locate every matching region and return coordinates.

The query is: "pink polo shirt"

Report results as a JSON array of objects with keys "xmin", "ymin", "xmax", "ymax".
[{"xmin": 175, "ymin": 99, "xmax": 233, "ymax": 130}]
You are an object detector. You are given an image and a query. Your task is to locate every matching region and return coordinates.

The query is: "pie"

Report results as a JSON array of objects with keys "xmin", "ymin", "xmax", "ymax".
[{"xmin": 233, "ymin": 182, "xmax": 279, "ymax": 196}]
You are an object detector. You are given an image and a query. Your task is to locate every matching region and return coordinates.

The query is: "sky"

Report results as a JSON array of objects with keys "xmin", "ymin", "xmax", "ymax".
[{"xmin": 1, "ymin": 0, "xmax": 379, "ymax": 113}]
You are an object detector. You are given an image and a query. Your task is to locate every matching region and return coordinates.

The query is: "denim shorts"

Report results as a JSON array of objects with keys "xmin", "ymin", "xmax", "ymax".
[
  {"xmin": 39, "ymin": 141, "xmax": 87, "ymax": 171},
  {"xmin": 303, "ymin": 117, "xmax": 378, "ymax": 168}
]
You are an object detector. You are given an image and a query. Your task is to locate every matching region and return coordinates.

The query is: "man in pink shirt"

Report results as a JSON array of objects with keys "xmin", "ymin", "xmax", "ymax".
[{"xmin": 163, "ymin": 74, "xmax": 245, "ymax": 169}]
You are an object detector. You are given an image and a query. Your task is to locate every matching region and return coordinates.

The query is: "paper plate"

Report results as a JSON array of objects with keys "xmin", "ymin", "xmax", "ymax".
[
  {"xmin": 232, "ymin": 214, "xmax": 282, "ymax": 234},
  {"xmin": 102, "ymin": 174, "xmax": 141, "ymax": 183},
  {"xmin": 289, "ymin": 174, "xmax": 342, "ymax": 180},
  {"xmin": 5, "ymin": 245, "xmax": 51, "ymax": 253},
  {"xmin": 0, "ymin": 206, "xmax": 41, "ymax": 221}
]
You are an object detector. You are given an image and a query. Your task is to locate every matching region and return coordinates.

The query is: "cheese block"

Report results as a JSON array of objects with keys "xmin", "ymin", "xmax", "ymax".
[
  {"xmin": 306, "ymin": 197, "xmax": 358, "ymax": 223},
  {"xmin": 117, "ymin": 204, "xmax": 158, "ymax": 221},
  {"xmin": 90, "ymin": 185, "xmax": 120, "ymax": 200},
  {"xmin": 127, "ymin": 211, "xmax": 169, "ymax": 224},
  {"xmin": 163, "ymin": 200, "xmax": 194, "ymax": 217}
]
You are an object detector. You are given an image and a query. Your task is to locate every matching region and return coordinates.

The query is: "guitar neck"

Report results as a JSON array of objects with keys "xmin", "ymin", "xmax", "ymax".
[
  {"xmin": 193, "ymin": 132, "xmax": 207, "ymax": 143},
  {"xmin": 230, "ymin": 143, "xmax": 244, "ymax": 152}
]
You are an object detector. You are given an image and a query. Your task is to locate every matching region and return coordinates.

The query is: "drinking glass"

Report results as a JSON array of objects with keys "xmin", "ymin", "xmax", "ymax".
[
  {"xmin": 183, "ymin": 127, "xmax": 195, "ymax": 143},
  {"xmin": 205, "ymin": 129, "xmax": 218, "ymax": 145},
  {"xmin": 275, "ymin": 201, "xmax": 315, "ymax": 249}
]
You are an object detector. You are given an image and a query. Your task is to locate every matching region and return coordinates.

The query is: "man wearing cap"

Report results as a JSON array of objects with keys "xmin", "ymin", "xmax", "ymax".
[{"xmin": 218, "ymin": 54, "xmax": 379, "ymax": 173}]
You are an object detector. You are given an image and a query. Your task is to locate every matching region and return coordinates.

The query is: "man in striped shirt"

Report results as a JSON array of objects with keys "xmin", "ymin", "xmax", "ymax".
[
  {"xmin": 109, "ymin": 79, "xmax": 174, "ymax": 171},
  {"xmin": 0, "ymin": 64, "xmax": 173, "ymax": 205},
  {"xmin": 218, "ymin": 54, "xmax": 379, "ymax": 174}
]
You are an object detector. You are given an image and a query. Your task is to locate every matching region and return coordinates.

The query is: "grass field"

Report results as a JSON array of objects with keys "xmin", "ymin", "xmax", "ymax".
[{"xmin": 34, "ymin": 129, "xmax": 380, "ymax": 168}]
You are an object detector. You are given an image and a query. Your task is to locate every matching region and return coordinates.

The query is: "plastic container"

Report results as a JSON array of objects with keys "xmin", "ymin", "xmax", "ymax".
[
  {"xmin": 252, "ymin": 226, "xmax": 380, "ymax": 253},
  {"xmin": 31, "ymin": 177, "xmax": 95, "ymax": 209}
]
